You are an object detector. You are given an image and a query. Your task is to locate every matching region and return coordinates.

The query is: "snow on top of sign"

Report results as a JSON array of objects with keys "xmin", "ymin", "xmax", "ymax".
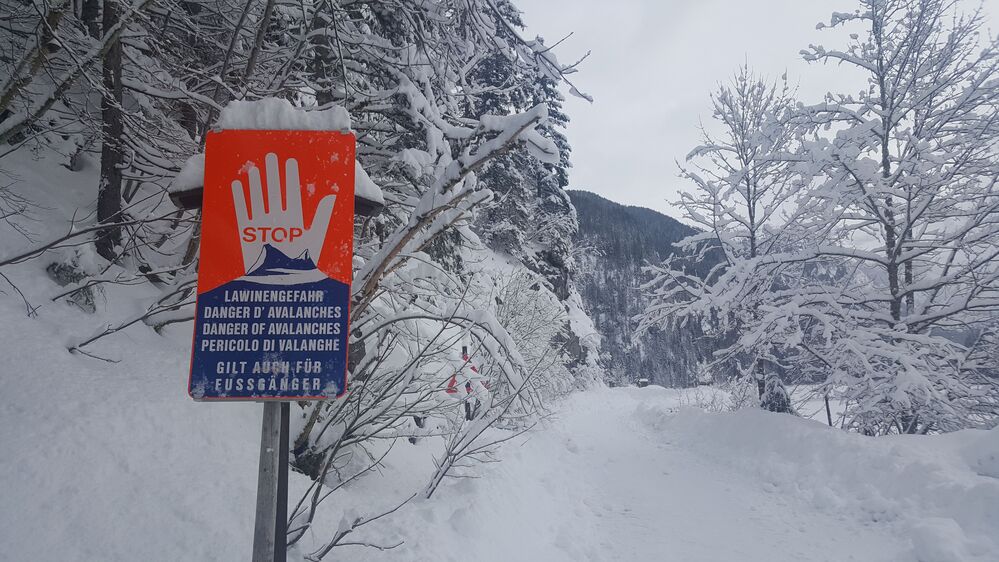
[
  {"xmin": 168, "ymin": 141, "xmax": 383, "ymax": 207},
  {"xmin": 217, "ymin": 98, "xmax": 351, "ymax": 131},
  {"xmin": 355, "ymin": 160, "xmax": 384, "ymax": 205}
]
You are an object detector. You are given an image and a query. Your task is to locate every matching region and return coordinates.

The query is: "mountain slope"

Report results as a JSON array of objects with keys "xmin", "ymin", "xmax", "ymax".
[
  {"xmin": 570, "ymin": 190, "xmax": 697, "ymax": 270},
  {"xmin": 569, "ymin": 190, "xmax": 714, "ymax": 386}
]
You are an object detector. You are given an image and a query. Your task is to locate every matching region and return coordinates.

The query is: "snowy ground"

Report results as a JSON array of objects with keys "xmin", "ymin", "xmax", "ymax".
[
  {"xmin": 340, "ymin": 386, "xmax": 999, "ymax": 562},
  {"xmin": 3, "ymin": 323, "xmax": 998, "ymax": 562},
  {"xmin": 1, "ymin": 151, "xmax": 997, "ymax": 560}
]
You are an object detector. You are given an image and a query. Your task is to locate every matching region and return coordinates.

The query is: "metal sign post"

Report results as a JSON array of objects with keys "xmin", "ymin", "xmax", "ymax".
[
  {"xmin": 252, "ymin": 402, "xmax": 281, "ymax": 562},
  {"xmin": 252, "ymin": 402, "xmax": 290, "ymax": 562}
]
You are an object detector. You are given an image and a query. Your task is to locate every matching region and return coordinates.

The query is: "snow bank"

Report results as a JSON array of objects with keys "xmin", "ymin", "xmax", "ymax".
[
  {"xmin": 0, "ymin": 296, "xmax": 264, "ymax": 561},
  {"xmin": 644, "ymin": 406, "xmax": 999, "ymax": 561},
  {"xmin": 217, "ymin": 98, "xmax": 350, "ymax": 131},
  {"xmin": 0, "ymin": 150, "xmax": 273, "ymax": 561}
]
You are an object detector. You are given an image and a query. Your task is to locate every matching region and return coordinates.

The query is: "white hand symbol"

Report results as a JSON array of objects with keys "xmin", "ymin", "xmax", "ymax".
[{"xmin": 231, "ymin": 153, "xmax": 337, "ymax": 273}]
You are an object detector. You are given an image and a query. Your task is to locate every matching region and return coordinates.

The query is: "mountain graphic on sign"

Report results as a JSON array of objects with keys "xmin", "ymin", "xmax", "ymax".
[{"xmin": 246, "ymin": 244, "xmax": 317, "ymax": 276}]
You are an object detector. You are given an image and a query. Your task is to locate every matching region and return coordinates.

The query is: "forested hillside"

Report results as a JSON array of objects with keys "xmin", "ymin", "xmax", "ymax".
[{"xmin": 570, "ymin": 190, "xmax": 716, "ymax": 386}]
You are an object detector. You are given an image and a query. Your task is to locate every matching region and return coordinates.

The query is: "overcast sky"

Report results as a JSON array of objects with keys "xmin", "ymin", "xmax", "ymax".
[{"xmin": 517, "ymin": 0, "xmax": 998, "ymax": 219}]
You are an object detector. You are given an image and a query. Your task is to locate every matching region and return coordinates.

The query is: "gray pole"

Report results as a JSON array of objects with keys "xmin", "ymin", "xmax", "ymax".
[
  {"xmin": 252, "ymin": 402, "xmax": 282, "ymax": 562},
  {"xmin": 275, "ymin": 402, "xmax": 290, "ymax": 562}
]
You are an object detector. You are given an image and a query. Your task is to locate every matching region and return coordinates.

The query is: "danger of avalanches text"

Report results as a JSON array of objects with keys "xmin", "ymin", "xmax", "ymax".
[{"xmin": 198, "ymin": 289, "xmax": 343, "ymax": 353}]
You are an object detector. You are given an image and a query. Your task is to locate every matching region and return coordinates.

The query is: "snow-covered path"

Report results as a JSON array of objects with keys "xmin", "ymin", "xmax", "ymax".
[
  {"xmin": 537, "ymin": 389, "xmax": 905, "ymax": 561},
  {"xmin": 357, "ymin": 387, "xmax": 912, "ymax": 562}
]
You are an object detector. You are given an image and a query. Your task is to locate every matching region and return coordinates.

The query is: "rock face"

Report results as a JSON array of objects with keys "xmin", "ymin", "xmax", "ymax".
[{"xmin": 568, "ymin": 190, "xmax": 718, "ymax": 387}]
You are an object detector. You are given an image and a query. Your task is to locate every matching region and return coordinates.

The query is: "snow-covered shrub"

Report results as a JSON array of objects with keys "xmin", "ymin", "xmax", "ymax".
[
  {"xmin": 675, "ymin": 386, "xmax": 729, "ymax": 413},
  {"xmin": 724, "ymin": 375, "xmax": 760, "ymax": 412},
  {"xmin": 492, "ymin": 268, "xmax": 575, "ymax": 401}
]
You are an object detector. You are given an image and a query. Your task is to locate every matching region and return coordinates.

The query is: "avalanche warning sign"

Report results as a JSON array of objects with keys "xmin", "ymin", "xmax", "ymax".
[{"xmin": 188, "ymin": 130, "xmax": 355, "ymax": 401}]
